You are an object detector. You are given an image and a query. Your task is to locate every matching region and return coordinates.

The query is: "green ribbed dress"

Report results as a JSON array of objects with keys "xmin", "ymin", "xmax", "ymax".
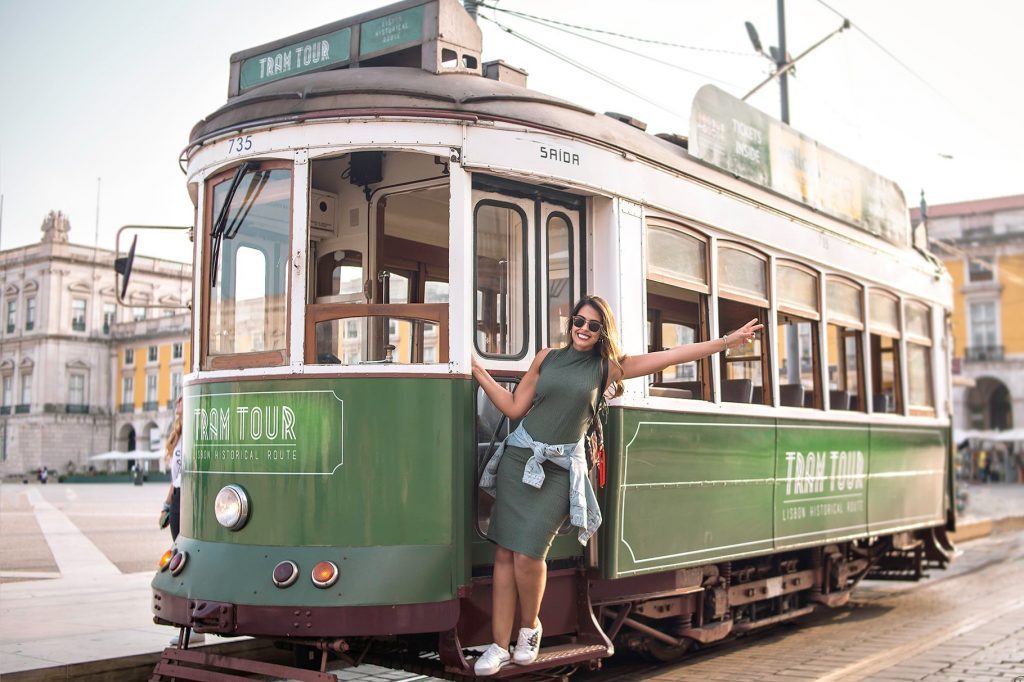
[{"xmin": 486, "ymin": 346, "xmax": 603, "ymax": 559}]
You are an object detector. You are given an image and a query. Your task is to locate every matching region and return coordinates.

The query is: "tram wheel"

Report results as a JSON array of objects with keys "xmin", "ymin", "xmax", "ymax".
[{"xmin": 645, "ymin": 636, "xmax": 694, "ymax": 662}]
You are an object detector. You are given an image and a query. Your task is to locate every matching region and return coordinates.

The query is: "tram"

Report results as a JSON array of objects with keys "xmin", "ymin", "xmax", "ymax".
[{"xmin": 133, "ymin": 0, "xmax": 956, "ymax": 678}]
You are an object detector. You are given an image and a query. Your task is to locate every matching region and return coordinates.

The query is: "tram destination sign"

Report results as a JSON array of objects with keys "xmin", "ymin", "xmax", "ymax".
[
  {"xmin": 239, "ymin": 28, "xmax": 352, "ymax": 91},
  {"xmin": 229, "ymin": 1, "xmax": 448, "ymax": 96},
  {"xmin": 690, "ymin": 85, "xmax": 909, "ymax": 248}
]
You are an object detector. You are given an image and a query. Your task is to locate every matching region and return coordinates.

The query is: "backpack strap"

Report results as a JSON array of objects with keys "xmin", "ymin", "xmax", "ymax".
[{"xmin": 593, "ymin": 356, "xmax": 609, "ymax": 417}]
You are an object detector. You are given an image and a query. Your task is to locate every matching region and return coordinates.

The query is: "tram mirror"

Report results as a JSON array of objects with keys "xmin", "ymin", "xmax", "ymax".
[
  {"xmin": 114, "ymin": 235, "xmax": 137, "ymax": 303},
  {"xmin": 113, "ymin": 224, "xmax": 192, "ymax": 307}
]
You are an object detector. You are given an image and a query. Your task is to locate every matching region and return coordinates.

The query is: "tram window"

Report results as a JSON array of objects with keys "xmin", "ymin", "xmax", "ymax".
[
  {"xmin": 475, "ymin": 202, "xmax": 528, "ymax": 358},
  {"xmin": 776, "ymin": 316, "xmax": 818, "ymax": 407},
  {"xmin": 869, "ymin": 290, "xmax": 901, "ymax": 414},
  {"xmin": 905, "ymin": 301, "xmax": 934, "ymax": 412},
  {"xmin": 647, "ymin": 282, "xmax": 708, "ymax": 400},
  {"xmin": 316, "ymin": 249, "xmax": 363, "ymax": 299},
  {"xmin": 314, "ymin": 316, "xmax": 441, "ymax": 364},
  {"xmin": 205, "ymin": 163, "xmax": 291, "ymax": 368},
  {"xmin": 719, "ymin": 298, "xmax": 768, "ymax": 404},
  {"xmin": 777, "ymin": 263, "xmax": 821, "ymax": 408},
  {"xmin": 826, "ymin": 278, "xmax": 865, "ymax": 411},
  {"xmin": 547, "ymin": 214, "xmax": 573, "ymax": 347},
  {"xmin": 906, "ymin": 344, "xmax": 933, "ymax": 409},
  {"xmin": 646, "ymin": 222, "xmax": 710, "ymax": 400},
  {"xmin": 870, "ymin": 334, "xmax": 902, "ymax": 413},
  {"xmin": 647, "ymin": 225, "xmax": 707, "ymax": 288},
  {"xmin": 718, "ymin": 244, "xmax": 769, "ymax": 405},
  {"xmin": 826, "ymin": 324, "xmax": 864, "ymax": 411}
]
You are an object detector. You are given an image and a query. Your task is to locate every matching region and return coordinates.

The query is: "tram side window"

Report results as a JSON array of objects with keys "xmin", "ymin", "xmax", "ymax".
[
  {"xmin": 776, "ymin": 263, "xmax": 821, "ymax": 408},
  {"xmin": 826, "ymin": 278, "xmax": 865, "ymax": 411},
  {"xmin": 475, "ymin": 202, "xmax": 528, "ymax": 358},
  {"xmin": 869, "ymin": 291, "xmax": 902, "ymax": 414},
  {"xmin": 645, "ymin": 222, "xmax": 710, "ymax": 400},
  {"xmin": 718, "ymin": 244, "xmax": 770, "ymax": 405},
  {"xmin": 205, "ymin": 162, "xmax": 292, "ymax": 369},
  {"xmin": 547, "ymin": 214, "xmax": 573, "ymax": 347},
  {"xmin": 905, "ymin": 302, "xmax": 935, "ymax": 413}
]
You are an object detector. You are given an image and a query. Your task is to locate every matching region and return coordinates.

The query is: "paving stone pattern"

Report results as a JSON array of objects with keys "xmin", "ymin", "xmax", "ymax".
[{"xmin": 629, "ymin": 532, "xmax": 1024, "ymax": 681}]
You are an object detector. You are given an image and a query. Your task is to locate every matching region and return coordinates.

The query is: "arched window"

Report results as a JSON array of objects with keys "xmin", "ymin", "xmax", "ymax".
[
  {"xmin": 718, "ymin": 243, "xmax": 769, "ymax": 405},
  {"xmin": 646, "ymin": 221, "xmax": 710, "ymax": 400},
  {"xmin": 826, "ymin": 277, "xmax": 865, "ymax": 411},
  {"xmin": 776, "ymin": 261, "xmax": 821, "ymax": 408}
]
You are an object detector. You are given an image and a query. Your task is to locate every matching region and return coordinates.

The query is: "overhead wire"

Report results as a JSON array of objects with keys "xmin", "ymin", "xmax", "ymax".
[
  {"xmin": 812, "ymin": 0, "xmax": 963, "ymax": 116},
  {"xmin": 481, "ymin": 3, "xmax": 743, "ymax": 90},
  {"xmin": 480, "ymin": 14, "xmax": 690, "ymax": 120},
  {"xmin": 478, "ymin": 3, "xmax": 760, "ymax": 58}
]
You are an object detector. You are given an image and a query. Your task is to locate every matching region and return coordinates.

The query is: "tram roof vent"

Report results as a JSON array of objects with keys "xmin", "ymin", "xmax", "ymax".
[
  {"xmin": 227, "ymin": 0, "xmax": 482, "ymax": 98},
  {"xmin": 605, "ymin": 112, "xmax": 648, "ymax": 132},
  {"xmin": 655, "ymin": 132, "xmax": 689, "ymax": 150},
  {"xmin": 482, "ymin": 60, "xmax": 529, "ymax": 87}
]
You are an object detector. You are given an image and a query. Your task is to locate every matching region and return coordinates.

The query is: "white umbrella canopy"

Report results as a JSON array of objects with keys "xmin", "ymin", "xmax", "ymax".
[{"xmin": 88, "ymin": 450, "xmax": 164, "ymax": 461}]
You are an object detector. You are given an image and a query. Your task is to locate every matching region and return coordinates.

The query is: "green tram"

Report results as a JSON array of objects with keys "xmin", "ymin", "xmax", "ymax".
[{"xmin": 143, "ymin": 0, "xmax": 956, "ymax": 677}]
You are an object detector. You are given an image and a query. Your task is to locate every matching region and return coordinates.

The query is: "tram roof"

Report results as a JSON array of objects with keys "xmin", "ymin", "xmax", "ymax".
[{"xmin": 189, "ymin": 66, "xmax": 691, "ymax": 173}]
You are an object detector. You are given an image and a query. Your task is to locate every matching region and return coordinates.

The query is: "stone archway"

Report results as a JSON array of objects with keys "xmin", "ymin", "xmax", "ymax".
[
  {"xmin": 142, "ymin": 421, "xmax": 159, "ymax": 452},
  {"xmin": 117, "ymin": 423, "xmax": 136, "ymax": 452},
  {"xmin": 967, "ymin": 377, "xmax": 1014, "ymax": 430}
]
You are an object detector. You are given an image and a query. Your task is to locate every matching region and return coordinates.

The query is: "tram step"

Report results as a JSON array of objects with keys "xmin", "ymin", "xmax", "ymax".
[
  {"xmin": 484, "ymin": 642, "xmax": 613, "ymax": 678},
  {"xmin": 150, "ymin": 646, "xmax": 335, "ymax": 682}
]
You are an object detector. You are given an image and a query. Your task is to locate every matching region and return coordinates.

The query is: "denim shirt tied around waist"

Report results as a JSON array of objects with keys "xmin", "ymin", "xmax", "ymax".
[{"xmin": 479, "ymin": 422, "xmax": 602, "ymax": 545}]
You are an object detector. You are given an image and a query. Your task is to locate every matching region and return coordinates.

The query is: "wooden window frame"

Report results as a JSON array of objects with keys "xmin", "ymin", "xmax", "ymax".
[
  {"xmin": 304, "ymin": 303, "xmax": 448, "ymax": 365},
  {"xmin": 199, "ymin": 159, "xmax": 294, "ymax": 371}
]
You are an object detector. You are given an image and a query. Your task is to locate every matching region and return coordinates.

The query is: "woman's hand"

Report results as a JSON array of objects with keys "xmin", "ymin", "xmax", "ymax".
[{"xmin": 723, "ymin": 318, "xmax": 764, "ymax": 349}]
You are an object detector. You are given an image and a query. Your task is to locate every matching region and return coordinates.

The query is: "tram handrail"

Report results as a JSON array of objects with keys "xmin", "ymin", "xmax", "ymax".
[{"xmin": 304, "ymin": 302, "xmax": 449, "ymax": 365}]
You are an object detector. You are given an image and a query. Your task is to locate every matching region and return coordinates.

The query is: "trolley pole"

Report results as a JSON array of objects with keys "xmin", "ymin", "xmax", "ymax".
[{"xmin": 776, "ymin": 0, "xmax": 789, "ymax": 124}]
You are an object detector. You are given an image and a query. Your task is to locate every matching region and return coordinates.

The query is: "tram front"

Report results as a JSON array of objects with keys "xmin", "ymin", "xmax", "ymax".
[{"xmin": 148, "ymin": 139, "xmax": 474, "ymax": 642}]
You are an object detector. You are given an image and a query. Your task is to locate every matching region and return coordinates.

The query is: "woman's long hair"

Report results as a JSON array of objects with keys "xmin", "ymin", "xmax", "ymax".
[
  {"xmin": 164, "ymin": 399, "xmax": 183, "ymax": 464},
  {"xmin": 563, "ymin": 295, "xmax": 626, "ymax": 398}
]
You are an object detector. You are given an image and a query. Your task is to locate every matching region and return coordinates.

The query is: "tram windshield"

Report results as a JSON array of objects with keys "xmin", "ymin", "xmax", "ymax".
[{"xmin": 204, "ymin": 162, "xmax": 292, "ymax": 369}]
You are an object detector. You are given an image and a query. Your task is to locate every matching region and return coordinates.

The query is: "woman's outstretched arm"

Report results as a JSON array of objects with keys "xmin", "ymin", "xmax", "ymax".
[
  {"xmin": 471, "ymin": 348, "xmax": 553, "ymax": 420},
  {"xmin": 616, "ymin": 318, "xmax": 763, "ymax": 381}
]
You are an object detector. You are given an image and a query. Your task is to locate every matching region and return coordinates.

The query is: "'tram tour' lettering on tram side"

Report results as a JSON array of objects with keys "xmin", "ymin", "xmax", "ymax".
[{"xmin": 193, "ymin": 405, "xmax": 297, "ymax": 442}]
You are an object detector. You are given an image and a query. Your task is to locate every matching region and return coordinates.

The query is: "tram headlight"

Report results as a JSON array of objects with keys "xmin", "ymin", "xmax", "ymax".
[{"xmin": 214, "ymin": 485, "xmax": 250, "ymax": 531}]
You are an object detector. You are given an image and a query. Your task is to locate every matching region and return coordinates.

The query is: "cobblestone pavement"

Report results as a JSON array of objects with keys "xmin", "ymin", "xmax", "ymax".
[{"xmin": 583, "ymin": 530, "xmax": 1024, "ymax": 682}]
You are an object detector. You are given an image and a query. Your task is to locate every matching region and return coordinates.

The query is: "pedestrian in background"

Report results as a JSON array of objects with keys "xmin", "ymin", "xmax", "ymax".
[{"xmin": 161, "ymin": 397, "xmax": 184, "ymax": 540}]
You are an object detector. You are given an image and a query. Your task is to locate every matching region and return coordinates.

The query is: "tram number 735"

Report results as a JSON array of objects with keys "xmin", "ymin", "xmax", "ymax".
[{"xmin": 226, "ymin": 135, "xmax": 253, "ymax": 154}]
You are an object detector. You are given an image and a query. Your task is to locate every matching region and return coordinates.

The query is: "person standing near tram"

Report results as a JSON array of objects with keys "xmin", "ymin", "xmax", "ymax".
[{"xmin": 471, "ymin": 295, "xmax": 762, "ymax": 675}]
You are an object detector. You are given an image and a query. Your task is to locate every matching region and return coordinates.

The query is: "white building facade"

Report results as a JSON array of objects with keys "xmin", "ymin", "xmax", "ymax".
[{"xmin": 0, "ymin": 212, "xmax": 191, "ymax": 475}]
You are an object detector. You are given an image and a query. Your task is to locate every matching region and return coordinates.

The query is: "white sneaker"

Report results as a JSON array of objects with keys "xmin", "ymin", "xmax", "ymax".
[
  {"xmin": 512, "ymin": 622, "xmax": 542, "ymax": 665},
  {"xmin": 474, "ymin": 643, "xmax": 511, "ymax": 676}
]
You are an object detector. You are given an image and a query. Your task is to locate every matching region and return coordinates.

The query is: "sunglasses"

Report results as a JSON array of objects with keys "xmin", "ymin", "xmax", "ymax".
[{"xmin": 571, "ymin": 315, "xmax": 604, "ymax": 334}]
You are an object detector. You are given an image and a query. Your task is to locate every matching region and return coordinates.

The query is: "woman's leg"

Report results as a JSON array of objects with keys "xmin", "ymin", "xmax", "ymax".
[
  {"xmin": 513, "ymin": 552, "xmax": 547, "ymax": 629},
  {"xmin": 491, "ymin": 546, "xmax": 517, "ymax": 648}
]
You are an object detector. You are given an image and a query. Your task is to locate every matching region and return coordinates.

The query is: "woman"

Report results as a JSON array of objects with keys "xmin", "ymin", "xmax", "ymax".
[
  {"xmin": 161, "ymin": 397, "xmax": 184, "ymax": 541},
  {"xmin": 471, "ymin": 295, "xmax": 761, "ymax": 675}
]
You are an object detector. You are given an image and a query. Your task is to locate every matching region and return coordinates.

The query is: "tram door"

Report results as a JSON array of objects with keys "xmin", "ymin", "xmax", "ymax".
[{"xmin": 472, "ymin": 183, "xmax": 584, "ymax": 535}]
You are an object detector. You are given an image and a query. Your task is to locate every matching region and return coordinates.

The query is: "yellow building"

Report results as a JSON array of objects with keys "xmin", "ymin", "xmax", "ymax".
[
  {"xmin": 918, "ymin": 194, "xmax": 1024, "ymax": 431},
  {"xmin": 111, "ymin": 314, "xmax": 191, "ymax": 453}
]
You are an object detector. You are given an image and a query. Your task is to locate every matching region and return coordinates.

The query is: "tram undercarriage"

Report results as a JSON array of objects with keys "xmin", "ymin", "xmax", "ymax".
[{"xmin": 150, "ymin": 527, "xmax": 954, "ymax": 680}]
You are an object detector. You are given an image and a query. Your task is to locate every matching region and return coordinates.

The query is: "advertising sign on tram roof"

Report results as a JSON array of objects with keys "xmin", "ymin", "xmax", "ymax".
[{"xmin": 690, "ymin": 85, "xmax": 910, "ymax": 248}]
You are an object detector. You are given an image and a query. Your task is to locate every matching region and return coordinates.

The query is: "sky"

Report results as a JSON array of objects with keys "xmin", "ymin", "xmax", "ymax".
[{"xmin": 0, "ymin": 0, "xmax": 1021, "ymax": 263}]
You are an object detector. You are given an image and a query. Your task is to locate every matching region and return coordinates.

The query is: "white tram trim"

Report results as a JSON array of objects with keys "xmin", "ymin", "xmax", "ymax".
[{"xmin": 619, "ymin": 517, "xmax": 944, "ymax": 571}]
